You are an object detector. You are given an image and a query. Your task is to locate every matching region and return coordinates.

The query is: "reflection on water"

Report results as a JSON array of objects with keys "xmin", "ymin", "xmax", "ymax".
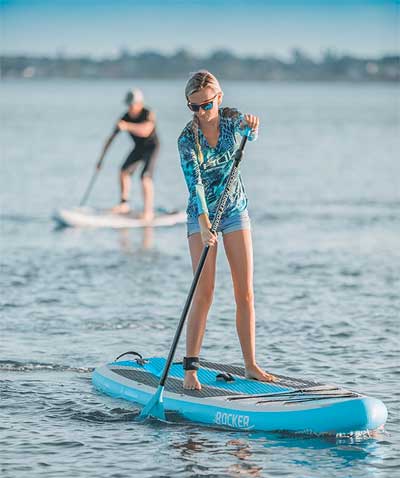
[
  {"xmin": 167, "ymin": 429, "xmax": 388, "ymax": 478},
  {"xmin": 118, "ymin": 226, "xmax": 154, "ymax": 253}
]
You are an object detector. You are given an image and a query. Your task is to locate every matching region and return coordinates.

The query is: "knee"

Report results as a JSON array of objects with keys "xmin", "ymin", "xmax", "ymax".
[
  {"xmin": 235, "ymin": 290, "xmax": 254, "ymax": 310},
  {"xmin": 141, "ymin": 175, "xmax": 152, "ymax": 186},
  {"xmin": 194, "ymin": 286, "xmax": 214, "ymax": 308}
]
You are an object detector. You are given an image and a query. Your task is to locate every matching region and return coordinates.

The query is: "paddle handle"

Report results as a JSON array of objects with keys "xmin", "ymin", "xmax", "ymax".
[{"xmin": 159, "ymin": 135, "xmax": 248, "ymax": 386}]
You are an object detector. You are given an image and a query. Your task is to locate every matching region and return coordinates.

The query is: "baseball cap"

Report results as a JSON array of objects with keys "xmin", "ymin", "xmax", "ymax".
[{"xmin": 125, "ymin": 88, "xmax": 144, "ymax": 105}]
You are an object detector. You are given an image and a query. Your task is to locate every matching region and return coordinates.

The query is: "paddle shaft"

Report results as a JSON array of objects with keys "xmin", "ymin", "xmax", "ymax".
[
  {"xmin": 159, "ymin": 135, "xmax": 248, "ymax": 387},
  {"xmin": 79, "ymin": 169, "xmax": 99, "ymax": 207}
]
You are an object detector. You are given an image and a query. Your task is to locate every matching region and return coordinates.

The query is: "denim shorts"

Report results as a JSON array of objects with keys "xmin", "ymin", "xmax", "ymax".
[{"xmin": 187, "ymin": 210, "xmax": 251, "ymax": 237}]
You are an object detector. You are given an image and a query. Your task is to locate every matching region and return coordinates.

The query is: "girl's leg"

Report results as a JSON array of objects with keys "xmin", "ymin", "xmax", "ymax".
[
  {"xmin": 184, "ymin": 233, "xmax": 218, "ymax": 390},
  {"xmin": 223, "ymin": 229, "xmax": 276, "ymax": 382}
]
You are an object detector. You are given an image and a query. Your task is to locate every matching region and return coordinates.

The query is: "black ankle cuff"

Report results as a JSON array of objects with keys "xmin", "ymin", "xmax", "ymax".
[
  {"xmin": 121, "ymin": 199, "xmax": 128, "ymax": 204},
  {"xmin": 183, "ymin": 356, "xmax": 200, "ymax": 371}
]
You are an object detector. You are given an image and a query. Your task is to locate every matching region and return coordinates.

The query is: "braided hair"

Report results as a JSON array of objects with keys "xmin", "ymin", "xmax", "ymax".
[{"xmin": 185, "ymin": 70, "xmax": 222, "ymax": 164}]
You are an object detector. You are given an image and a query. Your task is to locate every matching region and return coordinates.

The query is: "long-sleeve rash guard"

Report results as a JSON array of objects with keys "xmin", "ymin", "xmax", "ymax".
[{"xmin": 178, "ymin": 107, "xmax": 258, "ymax": 220}]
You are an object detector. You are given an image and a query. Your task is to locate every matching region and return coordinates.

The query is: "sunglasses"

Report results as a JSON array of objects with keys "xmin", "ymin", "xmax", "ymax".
[{"xmin": 187, "ymin": 94, "xmax": 218, "ymax": 112}]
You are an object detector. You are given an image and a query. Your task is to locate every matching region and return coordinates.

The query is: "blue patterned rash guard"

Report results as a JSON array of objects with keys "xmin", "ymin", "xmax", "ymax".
[{"xmin": 178, "ymin": 107, "xmax": 258, "ymax": 220}]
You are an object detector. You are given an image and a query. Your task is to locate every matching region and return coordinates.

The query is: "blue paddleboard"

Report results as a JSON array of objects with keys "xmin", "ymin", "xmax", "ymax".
[{"xmin": 92, "ymin": 356, "xmax": 387, "ymax": 434}]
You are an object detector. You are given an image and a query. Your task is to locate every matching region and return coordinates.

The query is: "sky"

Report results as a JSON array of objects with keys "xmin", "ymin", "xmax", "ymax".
[{"xmin": 1, "ymin": 0, "xmax": 399, "ymax": 59}]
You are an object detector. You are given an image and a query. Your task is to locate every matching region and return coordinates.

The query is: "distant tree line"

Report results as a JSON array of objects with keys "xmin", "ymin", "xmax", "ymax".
[{"xmin": 1, "ymin": 49, "xmax": 399, "ymax": 82}]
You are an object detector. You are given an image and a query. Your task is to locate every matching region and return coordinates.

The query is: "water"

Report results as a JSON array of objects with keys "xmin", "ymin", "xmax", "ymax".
[{"xmin": 1, "ymin": 79, "xmax": 399, "ymax": 477}]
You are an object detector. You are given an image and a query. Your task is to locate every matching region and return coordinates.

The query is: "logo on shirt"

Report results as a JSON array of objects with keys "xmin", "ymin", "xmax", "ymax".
[{"xmin": 201, "ymin": 150, "xmax": 233, "ymax": 170}]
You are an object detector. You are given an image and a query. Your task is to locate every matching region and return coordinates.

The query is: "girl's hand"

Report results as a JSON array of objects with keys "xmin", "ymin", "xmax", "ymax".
[
  {"xmin": 200, "ymin": 227, "xmax": 218, "ymax": 247},
  {"xmin": 244, "ymin": 114, "xmax": 259, "ymax": 132}
]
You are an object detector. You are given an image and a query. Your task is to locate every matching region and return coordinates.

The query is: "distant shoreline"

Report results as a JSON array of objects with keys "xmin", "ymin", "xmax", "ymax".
[
  {"xmin": 1, "ymin": 49, "xmax": 399, "ymax": 82},
  {"xmin": 1, "ymin": 77, "xmax": 398, "ymax": 86}
]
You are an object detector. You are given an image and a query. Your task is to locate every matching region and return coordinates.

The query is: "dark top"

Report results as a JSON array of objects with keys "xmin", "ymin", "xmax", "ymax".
[{"xmin": 115, "ymin": 107, "xmax": 159, "ymax": 150}]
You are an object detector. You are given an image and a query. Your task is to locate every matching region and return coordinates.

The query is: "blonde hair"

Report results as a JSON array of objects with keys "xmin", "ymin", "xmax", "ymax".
[{"xmin": 185, "ymin": 70, "xmax": 222, "ymax": 164}]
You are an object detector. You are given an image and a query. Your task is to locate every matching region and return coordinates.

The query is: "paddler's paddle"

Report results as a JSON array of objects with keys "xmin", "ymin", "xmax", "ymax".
[
  {"xmin": 79, "ymin": 168, "xmax": 100, "ymax": 207},
  {"xmin": 140, "ymin": 134, "xmax": 249, "ymax": 420}
]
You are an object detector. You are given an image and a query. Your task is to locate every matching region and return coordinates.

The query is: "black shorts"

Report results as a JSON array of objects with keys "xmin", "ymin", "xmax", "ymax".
[{"xmin": 121, "ymin": 143, "xmax": 159, "ymax": 178}]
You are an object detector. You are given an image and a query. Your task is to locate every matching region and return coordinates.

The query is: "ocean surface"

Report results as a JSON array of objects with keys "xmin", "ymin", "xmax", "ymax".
[{"xmin": 1, "ymin": 79, "xmax": 399, "ymax": 478}]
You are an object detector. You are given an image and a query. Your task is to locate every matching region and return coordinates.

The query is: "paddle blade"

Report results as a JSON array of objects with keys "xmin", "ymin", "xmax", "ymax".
[{"xmin": 139, "ymin": 385, "xmax": 166, "ymax": 421}]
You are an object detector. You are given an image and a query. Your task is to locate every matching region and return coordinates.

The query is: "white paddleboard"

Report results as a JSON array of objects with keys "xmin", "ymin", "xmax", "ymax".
[{"xmin": 53, "ymin": 207, "xmax": 186, "ymax": 229}]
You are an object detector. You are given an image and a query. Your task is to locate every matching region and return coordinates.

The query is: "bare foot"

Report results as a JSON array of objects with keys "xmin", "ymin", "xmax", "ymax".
[
  {"xmin": 245, "ymin": 363, "xmax": 277, "ymax": 382},
  {"xmin": 183, "ymin": 370, "xmax": 202, "ymax": 390},
  {"xmin": 111, "ymin": 202, "xmax": 130, "ymax": 214}
]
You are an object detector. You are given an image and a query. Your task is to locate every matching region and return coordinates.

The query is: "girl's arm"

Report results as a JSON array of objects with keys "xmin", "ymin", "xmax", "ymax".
[
  {"xmin": 178, "ymin": 136, "xmax": 209, "ymax": 217},
  {"xmin": 178, "ymin": 135, "xmax": 217, "ymax": 247}
]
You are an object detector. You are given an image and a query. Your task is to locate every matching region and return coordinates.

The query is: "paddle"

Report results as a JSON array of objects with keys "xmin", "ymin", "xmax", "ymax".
[
  {"xmin": 140, "ymin": 134, "xmax": 249, "ymax": 420},
  {"xmin": 79, "ymin": 168, "xmax": 100, "ymax": 207}
]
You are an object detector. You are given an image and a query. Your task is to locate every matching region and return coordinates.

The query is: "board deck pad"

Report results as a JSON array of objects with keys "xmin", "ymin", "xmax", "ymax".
[
  {"xmin": 199, "ymin": 360, "xmax": 321, "ymax": 389},
  {"xmin": 112, "ymin": 367, "xmax": 236, "ymax": 398},
  {"xmin": 109, "ymin": 358, "xmax": 333, "ymax": 398}
]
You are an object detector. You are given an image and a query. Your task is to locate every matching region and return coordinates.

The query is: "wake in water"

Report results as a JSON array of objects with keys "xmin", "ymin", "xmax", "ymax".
[
  {"xmin": 0, "ymin": 359, "xmax": 93, "ymax": 373},
  {"xmin": 72, "ymin": 407, "xmax": 141, "ymax": 423}
]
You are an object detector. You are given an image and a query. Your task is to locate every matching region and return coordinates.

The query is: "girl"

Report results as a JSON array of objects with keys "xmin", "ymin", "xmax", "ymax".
[{"xmin": 178, "ymin": 71, "xmax": 276, "ymax": 390}]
